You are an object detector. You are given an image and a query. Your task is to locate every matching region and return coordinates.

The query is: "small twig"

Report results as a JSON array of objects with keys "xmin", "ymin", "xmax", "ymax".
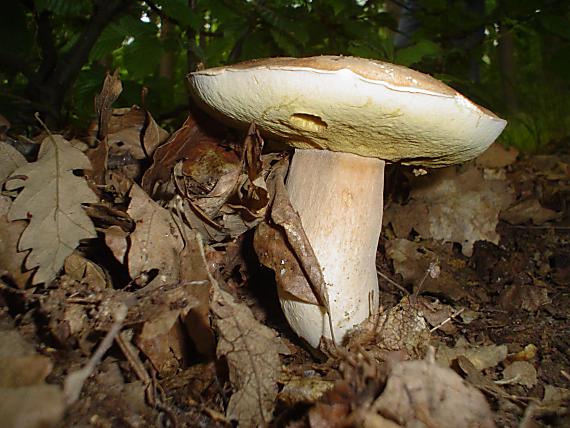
[
  {"xmin": 414, "ymin": 258, "xmax": 440, "ymax": 297},
  {"xmin": 63, "ymin": 303, "xmax": 127, "ymax": 405},
  {"xmin": 195, "ymin": 233, "xmax": 219, "ymax": 290},
  {"xmin": 429, "ymin": 307, "xmax": 465, "ymax": 333},
  {"xmin": 115, "ymin": 330, "xmax": 151, "ymax": 385},
  {"xmin": 494, "ymin": 374, "xmax": 521, "ymax": 385},
  {"xmin": 376, "ymin": 266, "xmax": 409, "ymax": 296}
]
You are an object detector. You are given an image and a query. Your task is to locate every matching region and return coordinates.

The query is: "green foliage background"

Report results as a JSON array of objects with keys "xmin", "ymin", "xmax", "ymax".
[{"xmin": 1, "ymin": 0, "xmax": 569, "ymax": 151}]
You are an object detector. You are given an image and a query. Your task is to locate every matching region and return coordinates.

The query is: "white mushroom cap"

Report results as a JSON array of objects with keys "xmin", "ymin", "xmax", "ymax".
[{"xmin": 188, "ymin": 56, "xmax": 507, "ymax": 167}]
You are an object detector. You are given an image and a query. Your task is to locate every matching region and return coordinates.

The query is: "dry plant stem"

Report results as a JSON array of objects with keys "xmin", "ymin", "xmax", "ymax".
[
  {"xmin": 282, "ymin": 149, "xmax": 385, "ymax": 347},
  {"xmin": 64, "ymin": 303, "xmax": 127, "ymax": 405}
]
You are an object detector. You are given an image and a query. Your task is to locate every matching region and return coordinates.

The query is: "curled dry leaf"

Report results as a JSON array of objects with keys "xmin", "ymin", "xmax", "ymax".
[
  {"xmin": 142, "ymin": 114, "xmax": 228, "ymax": 196},
  {"xmin": 384, "ymin": 164, "xmax": 514, "ymax": 256},
  {"xmin": 254, "ymin": 156, "xmax": 328, "ymax": 308},
  {"xmin": 143, "ymin": 116, "xmax": 271, "ymax": 243},
  {"xmin": 211, "ymin": 286, "xmax": 281, "ymax": 427},
  {"xmin": 106, "ymin": 106, "xmax": 168, "ymax": 161},
  {"xmin": 254, "ymin": 222, "xmax": 319, "ymax": 305},
  {"xmin": 87, "ymin": 70, "xmax": 122, "ymax": 185},
  {"xmin": 175, "ymin": 122, "xmax": 270, "ymax": 241},
  {"xmin": 94, "ymin": 69, "xmax": 123, "ymax": 141},
  {"xmin": 5, "ymin": 135, "xmax": 97, "ymax": 285}
]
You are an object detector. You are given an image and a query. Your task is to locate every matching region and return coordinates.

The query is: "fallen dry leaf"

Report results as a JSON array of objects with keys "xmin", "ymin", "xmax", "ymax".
[
  {"xmin": 476, "ymin": 142, "xmax": 519, "ymax": 169},
  {"xmin": 127, "ymin": 229, "xmax": 212, "ymax": 370},
  {"xmin": 500, "ymin": 198, "xmax": 560, "ymax": 225},
  {"xmin": 0, "ymin": 195, "xmax": 31, "ymax": 288},
  {"xmin": 350, "ymin": 297, "xmax": 431, "ymax": 359},
  {"xmin": 278, "ymin": 376, "xmax": 335, "ymax": 407},
  {"xmin": 372, "ymin": 350, "xmax": 496, "ymax": 428},
  {"xmin": 0, "ymin": 142, "xmax": 27, "ymax": 184},
  {"xmin": 136, "ymin": 314, "xmax": 188, "ymax": 375},
  {"xmin": 127, "ymin": 183, "xmax": 184, "ymax": 286},
  {"xmin": 0, "ymin": 385, "xmax": 65, "ymax": 428},
  {"xmin": 103, "ymin": 225, "xmax": 129, "ymax": 264},
  {"xmin": 63, "ymin": 252, "xmax": 107, "ymax": 291},
  {"xmin": 0, "ymin": 319, "xmax": 64, "ymax": 427},
  {"xmin": 0, "ymin": 323, "xmax": 53, "ymax": 388},
  {"xmin": 177, "ymin": 231, "xmax": 215, "ymax": 358},
  {"xmin": 530, "ymin": 155, "xmax": 570, "ymax": 180},
  {"xmin": 502, "ymin": 361, "xmax": 538, "ymax": 388},
  {"xmin": 455, "ymin": 355, "xmax": 508, "ymax": 400},
  {"xmin": 211, "ymin": 286, "xmax": 281, "ymax": 427},
  {"xmin": 415, "ymin": 296, "xmax": 459, "ymax": 335},
  {"xmin": 436, "ymin": 339, "xmax": 508, "ymax": 370},
  {"xmin": 384, "ymin": 164, "xmax": 514, "ymax": 256},
  {"xmin": 385, "ymin": 239, "xmax": 467, "ymax": 300},
  {"xmin": 5, "ymin": 135, "xmax": 98, "ymax": 285},
  {"xmin": 498, "ymin": 283, "xmax": 551, "ymax": 312},
  {"xmin": 543, "ymin": 385, "xmax": 570, "ymax": 404},
  {"xmin": 175, "ymin": 123, "xmax": 270, "ymax": 241}
]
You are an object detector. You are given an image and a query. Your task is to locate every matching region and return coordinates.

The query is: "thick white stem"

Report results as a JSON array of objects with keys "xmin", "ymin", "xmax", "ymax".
[{"xmin": 280, "ymin": 149, "xmax": 385, "ymax": 347}]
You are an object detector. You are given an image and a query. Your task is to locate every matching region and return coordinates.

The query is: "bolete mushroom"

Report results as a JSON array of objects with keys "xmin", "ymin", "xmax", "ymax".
[{"xmin": 188, "ymin": 56, "xmax": 506, "ymax": 347}]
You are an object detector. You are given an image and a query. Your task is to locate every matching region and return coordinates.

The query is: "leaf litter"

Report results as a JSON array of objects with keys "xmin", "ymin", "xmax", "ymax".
[{"xmin": 0, "ymin": 77, "xmax": 569, "ymax": 428}]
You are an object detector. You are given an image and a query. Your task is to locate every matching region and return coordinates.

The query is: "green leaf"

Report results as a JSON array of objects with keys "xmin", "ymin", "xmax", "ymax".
[
  {"xmin": 34, "ymin": 0, "xmax": 91, "ymax": 16},
  {"xmin": 395, "ymin": 40, "xmax": 441, "ymax": 66},
  {"xmin": 122, "ymin": 34, "xmax": 163, "ymax": 79},
  {"xmin": 154, "ymin": 0, "xmax": 202, "ymax": 29},
  {"xmin": 71, "ymin": 65, "xmax": 106, "ymax": 124},
  {"xmin": 240, "ymin": 31, "xmax": 275, "ymax": 61},
  {"xmin": 270, "ymin": 30, "xmax": 300, "ymax": 56},
  {"xmin": 90, "ymin": 15, "xmax": 155, "ymax": 61}
]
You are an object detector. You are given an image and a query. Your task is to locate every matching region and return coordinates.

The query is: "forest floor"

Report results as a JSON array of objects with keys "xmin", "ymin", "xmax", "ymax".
[{"xmin": 0, "ymin": 83, "xmax": 569, "ymax": 427}]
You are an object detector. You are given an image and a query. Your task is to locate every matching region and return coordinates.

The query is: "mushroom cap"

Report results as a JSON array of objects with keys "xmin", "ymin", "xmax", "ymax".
[{"xmin": 188, "ymin": 56, "xmax": 507, "ymax": 167}]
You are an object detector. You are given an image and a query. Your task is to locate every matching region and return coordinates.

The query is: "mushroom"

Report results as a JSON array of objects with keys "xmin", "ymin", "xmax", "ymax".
[{"xmin": 188, "ymin": 56, "xmax": 506, "ymax": 347}]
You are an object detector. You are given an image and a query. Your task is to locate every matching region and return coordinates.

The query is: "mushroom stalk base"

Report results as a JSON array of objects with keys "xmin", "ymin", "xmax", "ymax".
[{"xmin": 280, "ymin": 149, "xmax": 385, "ymax": 347}]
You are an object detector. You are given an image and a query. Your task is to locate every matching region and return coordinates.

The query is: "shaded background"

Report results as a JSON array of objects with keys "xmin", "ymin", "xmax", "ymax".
[{"xmin": 1, "ymin": 0, "xmax": 569, "ymax": 151}]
